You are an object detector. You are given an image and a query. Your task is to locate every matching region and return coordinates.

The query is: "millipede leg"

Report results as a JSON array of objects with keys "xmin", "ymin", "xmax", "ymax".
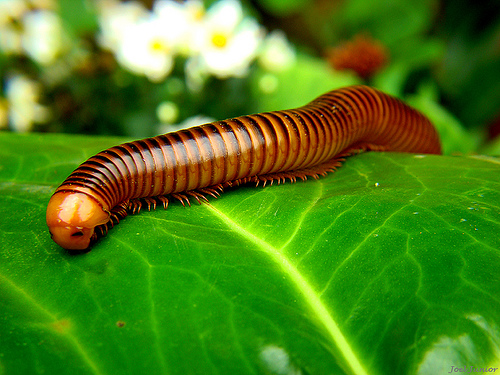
[
  {"xmin": 158, "ymin": 196, "xmax": 169, "ymax": 209},
  {"xmin": 171, "ymin": 193, "xmax": 191, "ymax": 207},
  {"xmin": 187, "ymin": 191, "xmax": 210, "ymax": 204}
]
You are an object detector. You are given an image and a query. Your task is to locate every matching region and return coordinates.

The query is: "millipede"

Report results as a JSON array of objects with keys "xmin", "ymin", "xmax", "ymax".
[{"xmin": 46, "ymin": 85, "xmax": 441, "ymax": 251}]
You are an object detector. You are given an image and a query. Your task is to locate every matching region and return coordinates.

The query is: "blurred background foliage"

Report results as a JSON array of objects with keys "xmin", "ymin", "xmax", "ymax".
[{"xmin": 0, "ymin": 0, "xmax": 499, "ymax": 155}]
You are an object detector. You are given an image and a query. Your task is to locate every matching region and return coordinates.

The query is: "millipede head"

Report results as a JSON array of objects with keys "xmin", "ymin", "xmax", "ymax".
[{"xmin": 46, "ymin": 192, "xmax": 110, "ymax": 250}]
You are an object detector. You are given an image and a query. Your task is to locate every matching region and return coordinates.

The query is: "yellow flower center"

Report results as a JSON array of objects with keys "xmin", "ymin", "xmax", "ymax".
[
  {"xmin": 211, "ymin": 33, "xmax": 228, "ymax": 48},
  {"xmin": 192, "ymin": 8, "xmax": 204, "ymax": 21},
  {"xmin": 150, "ymin": 39, "xmax": 169, "ymax": 53}
]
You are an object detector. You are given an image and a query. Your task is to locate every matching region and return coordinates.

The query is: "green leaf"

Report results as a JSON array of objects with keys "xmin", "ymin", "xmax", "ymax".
[{"xmin": 1, "ymin": 133, "xmax": 499, "ymax": 375}]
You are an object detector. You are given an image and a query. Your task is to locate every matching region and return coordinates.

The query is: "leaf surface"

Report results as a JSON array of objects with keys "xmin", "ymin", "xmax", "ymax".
[{"xmin": 1, "ymin": 133, "xmax": 499, "ymax": 375}]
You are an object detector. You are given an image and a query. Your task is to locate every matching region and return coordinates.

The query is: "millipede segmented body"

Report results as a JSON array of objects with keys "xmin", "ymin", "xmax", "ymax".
[{"xmin": 46, "ymin": 85, "xmax": 441, "ymax": 250}]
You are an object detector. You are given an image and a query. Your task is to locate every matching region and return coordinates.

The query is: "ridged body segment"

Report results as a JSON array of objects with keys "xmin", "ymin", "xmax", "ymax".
[
  {"xmin": 48, "ymin": 85, "xmax": 441, "ymax": 250},
  {"xmin": 54, "ymin": 86, "xmax": 441, "ymax": 211}
]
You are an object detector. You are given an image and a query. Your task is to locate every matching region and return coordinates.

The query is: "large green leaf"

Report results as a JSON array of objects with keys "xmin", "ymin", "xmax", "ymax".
[{"xmin": 1, "ymin": 133, "xmax": 499, "ymax": 375}]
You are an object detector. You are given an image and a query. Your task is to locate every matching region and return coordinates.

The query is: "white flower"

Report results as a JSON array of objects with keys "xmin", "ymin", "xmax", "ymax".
[
  {"xmin": 99, "ymin": 0, "xmax": 198, "ymax": 81},
  {"xmin": 192, "ymin": 0, "xmax": 264, "ymax": 78},
  {"xmin": 5, "ymin": 74, "xmax": 50, "ymax": 132},
  {"xmin": 21, "ymin": 9, "xmax": 63, "ymax": 65},
  {"xmin": 0, "ymin": 0, "xmax": 27, "ymax": 55},
  {"xmin": 0, "ymin": 1, "xmax": 62, "ymax": 64},
  {"xmin": 96, "ymin": 0, "xmax": 148, "ymax": 53},
  {"xmin": 116, "ymin": 15, "xmax": 178, "ymax": 82},
  {"xmin": 154, "ymin": 0, "xmax": 204, "ymax": 56},
  {"xmin": 259, "ymin": 30, "xmax": 296, "ymax": 72}
]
